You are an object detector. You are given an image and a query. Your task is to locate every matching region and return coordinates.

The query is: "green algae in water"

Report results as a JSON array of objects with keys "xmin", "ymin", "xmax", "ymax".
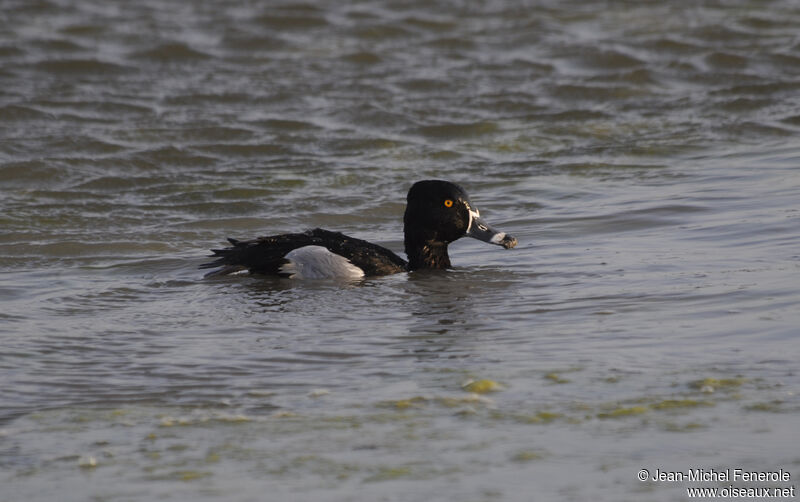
[
  {"xmin": 511, "ymin": 450, "xmax": 545, "ymax": 462},
  {"xmin": 462, "ymin": 379, "xmax": 502, "ymax": 393},
  {"xmin": 596, "ymin": 406, "xmax": 649, "ymax": 419},
  {"xmin": 744, "ymin": 400, "xmax": 783, "ymax": 412},
  {"xmin": 596, "ymin": 398, "xmax": 713, "ymax": 419},
  {"xmin": 144, "ymin": 468, "xmax": 213, "ymax": 482},
  {"xmin": 78, "ymin": 456, "xmax": 97, "ymax": 469},
  {"xmin": 437, "ymin": 394, "xmax": 493, "ymax": 408},
  {"xmin": 689, "ymin": 377, "xmax": 746, "ymax": 392},
  {"xmin": 491, "ymin": 410, "xmax": 566, "ymax": 425},
  {"xmin": 274, "ymin": 455, "xmax": 360, "ymax": 480},
  {"xmin": 379, "ymin": 396, "xmax": 428, "ymax": 410},
  {"xmin": 662, "ymin": 421, "xmax": 708, "ymax": 432},
  {"xmin": 159, "ymin": 416, "xmax": 191, "ymax": 427},
  {"xmin": 544, "ymin": 372, "xmax": 570, "ymax": 384},
  {"xmin": 521, "ymin": 411, "xmax": 563, "ymax": 424},
  {"xmin": 176, "ymin": 470, "xmax": 212, "ymax": 482},
  {"xmin": 651, "ymin": 399, "xmax": 714, "ymax": 410},
  {"xmin": 365, "ymin": 466, "xmax": 413, "ymax": 482}
]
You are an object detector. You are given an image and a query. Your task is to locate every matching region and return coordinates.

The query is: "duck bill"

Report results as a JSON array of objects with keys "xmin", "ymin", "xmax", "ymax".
[{"xmin": 466, "ymin": 211, "xmax": 518, "ymax": 249}]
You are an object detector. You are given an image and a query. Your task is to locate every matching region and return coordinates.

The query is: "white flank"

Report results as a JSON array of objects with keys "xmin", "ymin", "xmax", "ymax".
[{"xmin": 279, "ymin": 245, "xmax": 365, "ymax": 280}]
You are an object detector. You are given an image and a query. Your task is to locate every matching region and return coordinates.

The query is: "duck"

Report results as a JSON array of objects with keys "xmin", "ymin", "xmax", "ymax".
[{"xmin": 200, "ymin": 179, "xmax": 517, "ymax": 279}]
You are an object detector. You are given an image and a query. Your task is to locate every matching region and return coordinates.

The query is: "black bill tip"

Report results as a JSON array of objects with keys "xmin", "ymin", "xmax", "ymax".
[{"xmin": 497, "ymin": 233, "xmax": 517, "ymax": 249}]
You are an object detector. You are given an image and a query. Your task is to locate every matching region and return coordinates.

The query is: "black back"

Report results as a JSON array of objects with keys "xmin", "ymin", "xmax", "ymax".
[{"xmin": 200, "ymin": 228, "xmax": 408, "ymax": 277}]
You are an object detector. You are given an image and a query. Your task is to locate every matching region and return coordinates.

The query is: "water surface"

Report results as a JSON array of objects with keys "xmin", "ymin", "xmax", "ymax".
[{"xmin": 2, "ymin": 1, "xmax": 800, "ymax": 500}]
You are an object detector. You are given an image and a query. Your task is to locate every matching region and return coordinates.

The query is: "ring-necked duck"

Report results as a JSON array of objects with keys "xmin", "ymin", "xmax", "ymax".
[{"xmin": 201, "ymin": 180, "xmax": 517, "ymax": 279}]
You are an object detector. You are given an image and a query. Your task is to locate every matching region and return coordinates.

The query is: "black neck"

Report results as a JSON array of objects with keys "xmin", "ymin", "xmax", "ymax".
[{"xmin": 405, "ymin": 238, "xmax": 451, "ymax": 270}]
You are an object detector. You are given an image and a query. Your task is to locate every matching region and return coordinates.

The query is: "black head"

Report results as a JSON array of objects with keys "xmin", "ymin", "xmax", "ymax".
[
  {"xmin": 405, "ymin": 180, "xmax": 472, "ymax": 245},
  {"xmin": 403, "ymin": 180, "xmax": 517, "ymax": 270}
]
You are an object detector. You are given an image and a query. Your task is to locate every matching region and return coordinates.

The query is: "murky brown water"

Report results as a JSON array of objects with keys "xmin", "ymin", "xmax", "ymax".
[{"xmin": 2, "ymin": 1, "xmax": 800, "ymax": 500}]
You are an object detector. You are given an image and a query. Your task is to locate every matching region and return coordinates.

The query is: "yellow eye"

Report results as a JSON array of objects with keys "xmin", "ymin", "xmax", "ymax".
[{"xmin": 444, "ymin": 199, "xmax": 453, "ymax": 208}]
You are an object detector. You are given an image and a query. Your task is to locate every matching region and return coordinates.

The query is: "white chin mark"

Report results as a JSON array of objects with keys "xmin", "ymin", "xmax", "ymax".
[
  {"xmin": 467, "ymin": 209, "xmax": 481, "ymax": 234},
  {"xmin": 489, "ymin": 232, "xmax": 507, "ymax": 245}
]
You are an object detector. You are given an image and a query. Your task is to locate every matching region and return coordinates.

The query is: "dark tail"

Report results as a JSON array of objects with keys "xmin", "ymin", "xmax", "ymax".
[{"xmin": 199, "ymin": 238, "xmax": 249, "ymax": 277}]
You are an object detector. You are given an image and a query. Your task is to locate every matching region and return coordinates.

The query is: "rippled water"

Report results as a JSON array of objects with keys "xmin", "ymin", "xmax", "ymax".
[{"xmin": 2, "ymin": 1, "xmax": 800, "ymax": 500}]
